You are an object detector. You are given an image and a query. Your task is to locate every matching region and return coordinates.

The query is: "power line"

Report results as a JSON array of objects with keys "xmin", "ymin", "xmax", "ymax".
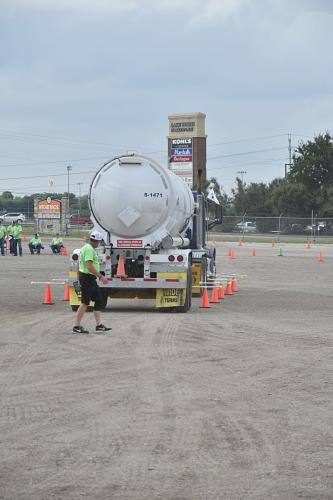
[
  {"xmin": 207, "ymin": 146, "xmax": 294, "ymax": 160},
  {"xmin": 0, "ymin": 170, "xmax": 95, "ymax": 182}
]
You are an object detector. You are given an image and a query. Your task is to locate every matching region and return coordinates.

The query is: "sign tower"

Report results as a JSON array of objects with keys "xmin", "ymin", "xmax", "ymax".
[{"xmin": 167, "ymin": 112, "xmax": 207, "ymax": 191}]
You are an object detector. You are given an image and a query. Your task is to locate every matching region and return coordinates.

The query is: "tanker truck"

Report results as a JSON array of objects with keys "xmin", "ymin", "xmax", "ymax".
[{"xmin": 68, "ymin": 154, "xmax": 222, "ymax": 312}]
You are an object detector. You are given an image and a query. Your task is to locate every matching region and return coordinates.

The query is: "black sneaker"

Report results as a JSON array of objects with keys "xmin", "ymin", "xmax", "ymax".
[
  {"xmin": 72, "ymin": 325, "xmax": 89, "ymax": 334},
  {"xmin": 95, "ymin": 324, "xmax": 111, "ymax": 333}
]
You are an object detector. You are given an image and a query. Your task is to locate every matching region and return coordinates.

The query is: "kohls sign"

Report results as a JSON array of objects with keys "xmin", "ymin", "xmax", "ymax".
[{"xmin": 171, "ymin": 138, "xmax": 192, "ymax": 146}]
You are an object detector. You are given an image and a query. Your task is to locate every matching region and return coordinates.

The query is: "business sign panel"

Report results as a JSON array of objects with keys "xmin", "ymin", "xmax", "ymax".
[
  {"xmin": 169, "ymin": 137, "xmax": 193, "ymax": 188},
  {"xmin": 171, "ymin": 148, "xmax": 192, "ymax": 156},
  {"xmin": 37, "ymin": 198, "xmax": 61, "ymax": 219}
]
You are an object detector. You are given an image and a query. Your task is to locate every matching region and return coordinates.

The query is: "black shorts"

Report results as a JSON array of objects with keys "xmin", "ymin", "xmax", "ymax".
[{"xmin": 79, "ymin": 272, "xmax": 102, "ymax": 311}]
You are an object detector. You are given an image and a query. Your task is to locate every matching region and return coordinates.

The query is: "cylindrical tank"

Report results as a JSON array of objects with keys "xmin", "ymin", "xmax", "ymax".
[{"xmin": 89, "ymin": 155, "xmax": 194, "ymax": 247}]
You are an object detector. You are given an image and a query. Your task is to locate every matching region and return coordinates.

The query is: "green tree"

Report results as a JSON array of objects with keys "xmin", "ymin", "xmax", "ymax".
[
  {"xmin": 289, "ymin": 133, "xmax": 333, "ymax": 191},
  {"xmin": 269, "ymin": 179, "xmax": 313, "ymax": 216}
]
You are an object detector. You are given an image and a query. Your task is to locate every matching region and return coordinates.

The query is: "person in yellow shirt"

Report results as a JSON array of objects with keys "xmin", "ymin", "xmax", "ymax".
[
  {"xmin": 29, "ymin": 234, "xmax": 44, "ymax": 255},
  {"xmin": 0, "ymin": 224, "xmax": 6, "ymax": 256},
  {"xmin": 72, "ymin": 230, "xmax": 111, "ymax": 334},
  {"xmin": 12, "ymin": 220, "xmax": 23, "ymax": 257},
  {"xmin": 50, "ymin": 233, "xmax": 64, "ymax": 254}
]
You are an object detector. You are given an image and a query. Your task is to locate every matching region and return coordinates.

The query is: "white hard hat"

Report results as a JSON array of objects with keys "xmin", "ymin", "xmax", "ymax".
[{"xmin": 90, "ymin": 230, "xmax": 103, "ymax": 241}]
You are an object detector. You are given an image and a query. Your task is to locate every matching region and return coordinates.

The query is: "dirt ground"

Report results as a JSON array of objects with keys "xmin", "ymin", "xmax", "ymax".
[{"xmin": 0, "ymin": 240, "xmax": 333, "ymax": 500}]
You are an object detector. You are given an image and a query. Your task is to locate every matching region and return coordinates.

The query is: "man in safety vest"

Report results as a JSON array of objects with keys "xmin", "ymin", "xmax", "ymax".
[
  {"xmin": 0, "ymin": 224, "xmax": 6, "ymax": 256},
  {"xmin": 73, "ymin": 230, "xmax": 111, "ymax": 334},
  {"xmin": 29, "ymin": 234, "xmax": 44, "ymax": 255},
  {"xmin": 7, "ymin": 223, "xmax": 14, "ymax": 254},
  {"xmin": 12, "ymin": 220, "xmax": 23, "ymax": 256},
  {"xmin": 50, "ymin": 233, "xmax": 64, "ymax": 254}
]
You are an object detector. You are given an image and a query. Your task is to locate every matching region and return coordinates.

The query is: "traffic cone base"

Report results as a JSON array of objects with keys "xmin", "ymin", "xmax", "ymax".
[
  {"xmin": 43, "ymin": 284, "xmax": 54, "ymax": 305},
  {"xmin": 63, "ymin": 283, "xmax": 70, "ymax": 301},
  {"xmin": 225, "ymin": 281, "xmax": 233, "ymax": 295},
  {"xmin": 115, "ymin": 255, "xmax": 127, "ymax": 278},
  {"xmin": 231, "ymin": 277, "xmax": 238, "ymax": 292},
  {"xmin": 210, "ymin": 287, "xmax": 219, "ymax": 303},
  {"xmin": 218, "ymin": 284, "xmax": 225, "ymax": 299},
  {"xmin": 200, "ymin": 288, "xmax": 211, "ymax": 308}
]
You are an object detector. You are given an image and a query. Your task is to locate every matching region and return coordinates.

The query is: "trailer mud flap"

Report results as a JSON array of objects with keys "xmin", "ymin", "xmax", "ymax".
[
  {"xmin": 69, "ymin": 271, "xmax": 94, "ymax": 307},
  {"xmin": 191, "ymin": 262, "xmax": 201, "ymax": 295},
  {"xmin": 156, "ymin": 272, "xmax": 186, "ymax": 308}
]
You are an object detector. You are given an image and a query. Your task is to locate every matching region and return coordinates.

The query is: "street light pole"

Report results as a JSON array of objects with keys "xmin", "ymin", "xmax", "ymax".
[
  {"xmin": 77, "ymin": 182, "xmax": 83, "ymax": 223},
  {"xmin": 237, "ymin": 170, "xmax": 247, "ymax": 184},
  {"xmin": 66, "ymin": 165, "xmax": 72, "ymax": 235}
]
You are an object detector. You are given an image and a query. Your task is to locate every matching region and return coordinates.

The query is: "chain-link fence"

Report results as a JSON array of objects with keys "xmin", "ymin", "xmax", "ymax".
[{"xmin": 219, "ymin": 215, "xmax": 333, "ymax": 237}]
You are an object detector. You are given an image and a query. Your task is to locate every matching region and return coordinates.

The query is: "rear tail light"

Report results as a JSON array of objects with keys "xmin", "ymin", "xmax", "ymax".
[
  {"xmin": 177, "ymin": 255, "xmax": 184, "ymax": 262},
  {"xmin": 72, "ymin": 254, "xmax": 79, "ymax": 261},
  {"xmin": 168, "ymin": 255, "xmax": 175, "ymax": 262}
]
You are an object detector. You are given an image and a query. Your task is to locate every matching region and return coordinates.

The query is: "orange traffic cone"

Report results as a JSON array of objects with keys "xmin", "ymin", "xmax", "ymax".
[
  {"xmin": 271, "ymin": 239, "xmax": 275, "ymax": 248},
  {"xmin": 307, "ymin": 240, "xmax": 312, "ymax": 249},
  {"xmin": 210, "ymin": 286, "xmax": 219, "ymax": 303},
  {"xmin": 230, "ymin": 249, "xmax": 236, "ymax": 259},
  {"xmin": 231, "ymin": 277, "xmax": 238, "ymax": 292},
  {"xmin": 225, "ymin": 280, "xmax": 233, "ymax": 295},
  {"xmin": 318, "ymin": 252, "xmax": 324, "ymax": 262},
  {"xmin": 63, "ymin": 283, "xmax": 70, "ymax": 301},
  {"xmin": 200, "ymin": 287, "xmax": 211, "ymax": 308},
  {"xmin": 228, "ymin": 248, "xmax": 232, "ymax": 257},
  {"xmin": 115, "ymin": 255, "xmax": 127, "ymax": 277},
  {"xmin": 62, "ymin": 247, "xmax": 68, "ymax": 256},
  {"xmin": 218, "ymin": 283, "xmax": 225, "ymax": 299},
  {"xmin": 252, "ymin": 248, "xmax": 256, "ymax": 257},
  {"xmin": 43, "ymin": 284, "xmax": 54, "ymax": 305}
]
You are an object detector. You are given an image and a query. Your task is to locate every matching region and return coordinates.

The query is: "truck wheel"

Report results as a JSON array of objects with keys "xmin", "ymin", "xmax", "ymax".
[
  {"xmin": 175, "ymin": 267, "xmax": 192, "ymax": 313},
  {"xmin": 71, "ymin": 305, "xmax": 79, "ymax": 312}
]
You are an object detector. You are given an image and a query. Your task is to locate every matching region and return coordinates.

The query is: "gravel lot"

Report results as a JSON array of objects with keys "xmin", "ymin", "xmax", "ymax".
[{"xmin": 1, "ymin": 240, "xmax": 333, "ymax": 499}]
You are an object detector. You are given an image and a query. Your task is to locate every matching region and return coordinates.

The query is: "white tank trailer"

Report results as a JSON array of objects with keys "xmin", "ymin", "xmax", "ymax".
[
  {"xmin": 89, "ymin": 155, "xmax": 194, "ymax": 250},
  {"xmin": 68, "ymin": 154, "xmax": 222, "ymax": 313}
]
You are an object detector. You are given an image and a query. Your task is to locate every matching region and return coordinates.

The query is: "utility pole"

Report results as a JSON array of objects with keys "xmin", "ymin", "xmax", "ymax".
[
  {"xmin": 237, "ymin": 170, "xmax": 247, "ymax": 184},
  {"xmin": 66, "ymin": 165, "xmax": 72, "ymax": 235},
  {"xmin": 284, "ymin": 133, "xmax": 292, "ymax": 178},
  {"xmin": 77, "ymin": 182, "xmax": 83, "ymax": 219}
]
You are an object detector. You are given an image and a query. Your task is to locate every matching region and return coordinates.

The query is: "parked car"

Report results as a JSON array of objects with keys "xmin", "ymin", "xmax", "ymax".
[
  {"xmin": 234, "ymin": 221, "xmax": 257, "ymax": 233},
  {"xmin": 0, "ymin": 212, "xmax": 26, "ymax": 224},
  {"xmin": 69, "ymin": 214, "xmax": 91, "ymax": 225}
]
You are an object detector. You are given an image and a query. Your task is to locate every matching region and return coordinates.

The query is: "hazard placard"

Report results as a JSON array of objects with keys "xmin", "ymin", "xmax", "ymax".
[{"xmin": 117, "ymin": 239, "xmax": 143, "ymax": 248}]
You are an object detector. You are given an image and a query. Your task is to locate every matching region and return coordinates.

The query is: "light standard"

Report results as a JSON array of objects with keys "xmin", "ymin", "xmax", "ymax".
[
  {"xmin": 237, "ymin": 170, "xmax": 247, "ymax": 184},
  {"xmin": 77, "ymin": 182, "xmax": 83, "ymax": 227},
  {"xmin": 66, "ymin": 165, "xmax": 72, "ymax": 235}
]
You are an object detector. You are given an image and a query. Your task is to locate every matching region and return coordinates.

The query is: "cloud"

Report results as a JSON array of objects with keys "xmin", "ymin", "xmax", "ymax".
[{"xmin": 4, "ymin": 0, "xmax": 249, "ymax": 21}]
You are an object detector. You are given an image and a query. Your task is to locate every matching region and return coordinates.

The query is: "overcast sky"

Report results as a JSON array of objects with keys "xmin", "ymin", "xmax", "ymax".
[{"xmin": 1, "ymin": 0, "xmax": 332, "ymax": 197}]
